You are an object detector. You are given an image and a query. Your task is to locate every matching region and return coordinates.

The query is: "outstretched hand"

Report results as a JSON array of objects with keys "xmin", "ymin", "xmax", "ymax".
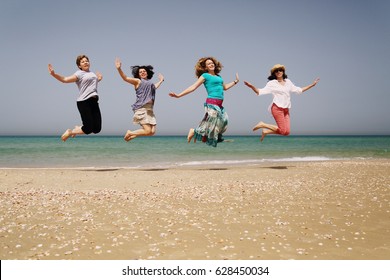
[
  {"xmin": 302, "ymin": 77, "xmax": 320, "ymax": 93},
  {"xmin": 244, "ymin": 81, "xmax": 253, "ymax": 88},
  {"xmin": 243, "ymin": 81, "xmax": 259, "ymax": 95},
  {"xmin": 96, "ymin": 71, "xmax": 103, "ymax": 81},
  {"xmin": 115, "ymin": 58, "xmax": 122, "ymax": 69},
  {"xmin": 169, "ymin": 92, "xmax": 180, "ymax": 98},
  {"xmin": 48, "ymin": 64, "xmax": 55, "ymax": 75}
]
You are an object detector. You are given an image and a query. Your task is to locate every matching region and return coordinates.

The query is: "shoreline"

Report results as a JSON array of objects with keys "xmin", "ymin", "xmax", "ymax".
[
  {"xmin": 0, "ymin": 157, "xmax": 386, "ymax": 170},
  {"xmin": 1, "ymin": 159, "xmax": 389, "ymax": 260},
  {"xmin": 1, "ymin": 135, "xmax": 389, "ymax": 169}
]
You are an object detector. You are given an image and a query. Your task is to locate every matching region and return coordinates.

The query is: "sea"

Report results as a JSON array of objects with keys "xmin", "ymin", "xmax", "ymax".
[{"xmin": 0, "ymin": 135, "xmax": 389, "ymax": 169}]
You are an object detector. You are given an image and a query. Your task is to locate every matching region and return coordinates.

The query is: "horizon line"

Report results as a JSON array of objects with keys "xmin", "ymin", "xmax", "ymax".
[{"xmin": 1, "ymin": 134, "xmax": 389, "ymax": 137}]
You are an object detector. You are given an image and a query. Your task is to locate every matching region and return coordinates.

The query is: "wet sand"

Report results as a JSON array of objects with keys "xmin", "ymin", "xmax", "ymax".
[{"xmin": 0, "ymin": 160, "xmax": 389, "ymax": 260}]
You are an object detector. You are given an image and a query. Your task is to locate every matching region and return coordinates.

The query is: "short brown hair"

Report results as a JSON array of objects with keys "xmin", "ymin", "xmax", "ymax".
[{"xmin": 76, "ymin": 54, "xmax": 89, "ymax": 69}]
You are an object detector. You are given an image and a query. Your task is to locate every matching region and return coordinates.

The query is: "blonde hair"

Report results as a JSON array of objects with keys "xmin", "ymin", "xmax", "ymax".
[{"xmin": 194, "ymin": 57, "xmax": 223, "ymax": 78}]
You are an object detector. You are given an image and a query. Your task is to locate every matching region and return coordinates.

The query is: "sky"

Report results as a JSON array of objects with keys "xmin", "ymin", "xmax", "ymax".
[{"xmin": 0, "ymin": 0, "xmax": 389, "ymax": 136}]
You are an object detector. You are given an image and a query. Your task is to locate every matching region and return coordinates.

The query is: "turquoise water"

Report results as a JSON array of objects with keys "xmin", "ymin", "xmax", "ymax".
[{"xmin": 0, "ymin": 135, "xmax": 389, "ymax": 168}]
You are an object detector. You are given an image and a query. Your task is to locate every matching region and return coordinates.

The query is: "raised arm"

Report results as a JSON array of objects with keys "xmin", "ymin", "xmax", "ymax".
[
  {"xmin": 96, "ymin": 71, "xmax": 103, "ymax": 82},
  {"xmin": 301, "ymin": 77, "xmax": 320, "ymax": 93},
  {"xmin": 115, "ymin": 58, "xmax": 140, "ymax": 87},
  {"xmin": 244, "ymin": 81, "xmax": 260, "ymax": 95},
  {"xmin": 154, "ymin": 73, "xmax": 164, "ymax": 89},
  {"xmin": 169, "ymin": 76, "xmax": 205, "ymax": 98},
  {"xmin": 48, "ymin": 64, "xmax": 77, "ymax": 83},
  {"xmin": 223, "ymin": 73, "xmax": 240, "ymax": 91}
]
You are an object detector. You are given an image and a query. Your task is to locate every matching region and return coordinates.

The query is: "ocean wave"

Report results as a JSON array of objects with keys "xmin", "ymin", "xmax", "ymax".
[{"xmin": 178, "ymin": 156, "xmax": 334, "ymax": 167}]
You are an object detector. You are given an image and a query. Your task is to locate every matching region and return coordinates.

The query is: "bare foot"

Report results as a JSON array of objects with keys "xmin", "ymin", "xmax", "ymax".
[
  {"xmin": 260, "ymin": 129, "xmax": 271, "ymax": 142},
  {"xmin": 124, "ymin": 130, "xmax": 136, "ymax": 142},
  {"xmin": 253, "ymin": 121, "xmax": 265, "ymax": 131},
  {"xmin": 187, "ymin": 128, "xmax": 195, "ymax": 143},
  {"xmin": 61, "ymin": 129, "xmax": 73, "ymax": 142}
]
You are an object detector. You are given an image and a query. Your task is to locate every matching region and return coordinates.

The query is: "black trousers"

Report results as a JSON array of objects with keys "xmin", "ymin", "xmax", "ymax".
[{"xmin": 77, "ymin": 96, "xmax": 102, "ymax": 134}]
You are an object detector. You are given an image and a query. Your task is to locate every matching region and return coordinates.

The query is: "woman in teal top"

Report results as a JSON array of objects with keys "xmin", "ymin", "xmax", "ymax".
[{"xmin": 169, "ymin": 57, "xmax": 239, "ymax": 147}]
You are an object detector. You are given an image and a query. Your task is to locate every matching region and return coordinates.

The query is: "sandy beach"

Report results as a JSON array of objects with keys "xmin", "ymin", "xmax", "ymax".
[{"xmin": 0, "ymin": 160, "xmax": 389, "ymax": 260}]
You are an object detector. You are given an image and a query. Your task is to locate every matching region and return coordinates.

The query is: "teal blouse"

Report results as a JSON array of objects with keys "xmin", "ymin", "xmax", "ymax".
[{"xmin": 202, "ymin": 73, "xmax": 224, "ymax": 100}]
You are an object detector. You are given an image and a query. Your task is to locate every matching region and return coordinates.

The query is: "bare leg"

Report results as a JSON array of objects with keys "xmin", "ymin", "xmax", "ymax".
[
  {"xmin": 61, "ymin": 129, "xmax": 73, "ymax": 142},
  {"xmin": 124, "ymin": 124, "xmax": 156, "ymax": 142},
  {"xmin": 61, "ymin": 126, "xmax": 84, "ymax": 142},
  {"xmin": 260, "ymin": 128, "xmax": 276, "ymax": 142},
  {"xmin": 124, "ymin": 130, "xmax": 136, "ymax": 142},
  {"xmin": 187, "ymin": 128, "xmax": 195, "ymax": 143},
  {"xmin": 253, "ymin": 121, "xmax": 278, "ymax": 132}
]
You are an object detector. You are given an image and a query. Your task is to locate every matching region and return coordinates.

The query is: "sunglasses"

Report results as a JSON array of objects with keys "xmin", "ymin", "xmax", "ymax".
[{"xmin": 274, "ymin": 68, "xmax": 284, "ymax": 73}]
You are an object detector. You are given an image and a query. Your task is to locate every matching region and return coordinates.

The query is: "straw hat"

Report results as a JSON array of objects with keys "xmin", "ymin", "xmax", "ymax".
[{"xmin": 270, "ymin": 64, "xmax": 286, "ymax": 74}]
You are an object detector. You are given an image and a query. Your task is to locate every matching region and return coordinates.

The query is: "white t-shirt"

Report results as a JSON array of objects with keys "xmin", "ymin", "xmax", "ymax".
[
  {"xmin": 258, "ymin": 79, "xmax": 302, "ymax": 110},
  {"xmin": 74, "ymin": 70, "xmax": 99, "ymax": 102}
]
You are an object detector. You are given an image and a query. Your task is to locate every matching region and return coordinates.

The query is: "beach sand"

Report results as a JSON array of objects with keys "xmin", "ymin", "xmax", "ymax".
[{"xmin": 0, "ymin": 160, "xmax": 389, "ymax": 260}]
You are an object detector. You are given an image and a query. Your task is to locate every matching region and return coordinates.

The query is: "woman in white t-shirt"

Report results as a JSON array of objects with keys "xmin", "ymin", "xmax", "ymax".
[
  {"xmin": 48, "ymin": 55, "xmax": 102, "ymax": 141},
  {"xmin": 244, "ymin": 64, "xmax": 319, "ymax": 142}
]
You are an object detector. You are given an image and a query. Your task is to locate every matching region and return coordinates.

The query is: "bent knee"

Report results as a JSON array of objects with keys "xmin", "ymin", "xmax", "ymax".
[
  {"xmin": 149, "ymin": 125, "xmax": 157, "ymax": 136},
  {"xmin": 82, "ymin": 124, "xmax": 101, "ymax": 135},
  {"xmin": 143, "ymin": 126, "xmax": 155, "ymax": 136},
  {"xmin": 93, "ymin": 127, "xmax": 102, "ymax": 134},
  {"xmin": 278, "ymin": 129, "xmax": 290, "ymax": 136},
  {"xmin": 82, "ymin": 126, "xmax": 93, "ymax": 135}
]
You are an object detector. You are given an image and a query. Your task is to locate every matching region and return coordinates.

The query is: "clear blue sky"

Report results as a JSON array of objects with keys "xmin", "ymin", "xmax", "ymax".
[{"xmin": 1, "ymin": 0, "xmax": 389, "ymax": 136}]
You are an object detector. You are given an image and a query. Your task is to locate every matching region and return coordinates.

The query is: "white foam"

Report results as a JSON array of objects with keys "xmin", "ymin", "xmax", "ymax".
[{"xmin": 179, "ymin": 156, "xmax": 333, "ymax": 167}]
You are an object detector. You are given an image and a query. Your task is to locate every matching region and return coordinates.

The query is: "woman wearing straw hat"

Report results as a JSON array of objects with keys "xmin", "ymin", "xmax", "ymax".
[{"xmin": 244, "ymin": 64, "xmax": 319, "ymax": 142}]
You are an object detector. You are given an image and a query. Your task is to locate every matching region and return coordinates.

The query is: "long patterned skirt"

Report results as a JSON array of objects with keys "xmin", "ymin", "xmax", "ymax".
[{"xmin": 194, "ymin": 103, "xmax": 228, "ymax": 147}]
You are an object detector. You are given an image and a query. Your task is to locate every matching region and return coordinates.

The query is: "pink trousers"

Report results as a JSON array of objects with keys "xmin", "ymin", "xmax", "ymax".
[{"xmin": 271, "ymin": 103, "xmax": 290, "ymax": 136}]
